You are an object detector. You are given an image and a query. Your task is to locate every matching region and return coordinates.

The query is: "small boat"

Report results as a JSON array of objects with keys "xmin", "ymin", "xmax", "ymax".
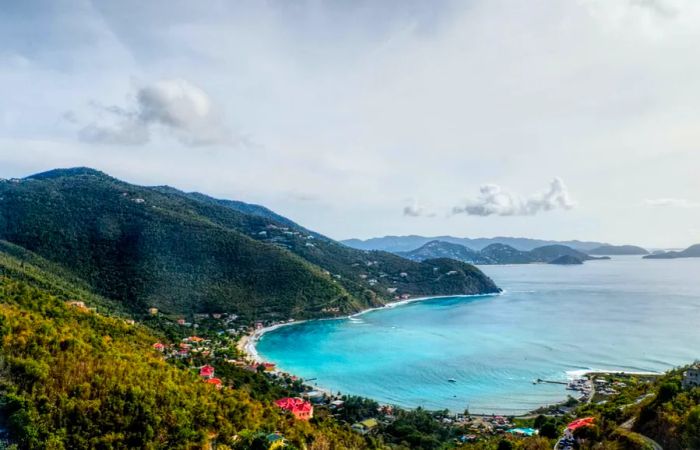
[{"xmin": 448, "ymin": 378, "xmax": 457, "ymax": 383}]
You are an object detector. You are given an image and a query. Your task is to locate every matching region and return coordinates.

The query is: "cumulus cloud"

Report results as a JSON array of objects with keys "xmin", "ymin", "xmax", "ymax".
[
  {"xmin": 78, "ymin": 79, "xmax": 231, "ymax": 146},
  {"xmin": 645, "ymin": 198, "xmax": 700, "ymax": 208},
  {"xmin": 452, "ymin": 178, "xmax": 575, "ymax": 217}
]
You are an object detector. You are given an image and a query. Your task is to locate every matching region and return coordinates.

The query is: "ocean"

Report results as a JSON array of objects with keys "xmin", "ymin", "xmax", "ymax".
[{"xmin": 256, "ymin": 256, "xmax": 700, "ymax": 414}]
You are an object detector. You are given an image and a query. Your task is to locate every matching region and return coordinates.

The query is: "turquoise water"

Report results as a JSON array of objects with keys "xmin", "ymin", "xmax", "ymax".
[{"xmin": 257, "ymin": 256, "xmax": 700, "ymax": 414}]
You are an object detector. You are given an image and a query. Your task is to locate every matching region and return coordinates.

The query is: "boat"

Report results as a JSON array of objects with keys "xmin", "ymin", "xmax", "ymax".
[{"xmin": 448, "ymin": 378, "xmax": 457, "ymax": 383}]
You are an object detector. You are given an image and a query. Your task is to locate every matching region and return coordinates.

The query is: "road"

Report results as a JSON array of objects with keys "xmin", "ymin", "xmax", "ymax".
[{"xmin": 619, "ymin": 417, "xmax": 663, "ymax": 450}]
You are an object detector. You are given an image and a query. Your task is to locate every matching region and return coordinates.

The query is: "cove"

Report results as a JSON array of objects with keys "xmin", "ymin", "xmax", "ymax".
[{"xmin": 257, "ymin": 256, "xmax": 700, "ymax": 414}]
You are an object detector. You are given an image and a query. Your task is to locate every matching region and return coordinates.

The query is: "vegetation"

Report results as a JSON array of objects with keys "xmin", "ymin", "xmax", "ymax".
[
  {"xmin": 0, "ymin": 169, "xmax": 499, "ymax": 321},
  {"xmin": 1, "ymin": 168, "xmax": 698, "ymax": 449},
  {"xmin": 401, "ymin": 241, "xmax": 607, "ymax": 265},
  {"xmin": 0, "ymin": 257, "xmax": 370, "ymax": 449}
]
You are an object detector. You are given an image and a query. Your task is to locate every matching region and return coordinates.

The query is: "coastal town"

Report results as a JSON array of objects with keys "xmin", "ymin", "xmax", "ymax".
[{"xmin": 141, "ymin": 307, "xmax": 679, "ymax": 448}]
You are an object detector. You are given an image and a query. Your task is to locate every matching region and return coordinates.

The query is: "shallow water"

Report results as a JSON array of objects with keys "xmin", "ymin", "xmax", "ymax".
[{"xmin": 257, "ymin": 256, "xmax": 700, "ymax": 414}]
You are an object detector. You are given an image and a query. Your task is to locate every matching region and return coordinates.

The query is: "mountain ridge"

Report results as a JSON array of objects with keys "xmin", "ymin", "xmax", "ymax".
[{"xmin": 0, "ymin": 168, "xmax": 500, "ymax": 320}]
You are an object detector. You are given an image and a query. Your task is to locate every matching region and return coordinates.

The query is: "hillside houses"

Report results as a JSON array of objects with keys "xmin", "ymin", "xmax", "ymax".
[
  {"xmin": 683, "ymin": 363, "xmax": 700, "ymax": 389},
  {"xmin": 275, "ymin": 397, "xmax": 313, "ymax": 420}
]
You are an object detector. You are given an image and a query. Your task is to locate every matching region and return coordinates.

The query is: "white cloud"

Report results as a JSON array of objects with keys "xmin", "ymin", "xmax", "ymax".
[
  {"xmin": 78, "ymin": 79, "xmax": 231, "ymax": 146},
  {"xmin": 645, "ymin": 198, "xmax": 700, "ymax": 208},
  {"xmin": 453, "ymin": 178, "xmax": 575, "ymax": 217}
]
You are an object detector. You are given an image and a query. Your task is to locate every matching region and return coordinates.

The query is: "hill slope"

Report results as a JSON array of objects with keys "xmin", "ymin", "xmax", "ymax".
[
  {"xmin": 0, "ymin": 249, "xmax": 368, "ymax": 449},
  {"xmin": 0, "ymin": 168, "xmax": 499, "ymax": 319}
]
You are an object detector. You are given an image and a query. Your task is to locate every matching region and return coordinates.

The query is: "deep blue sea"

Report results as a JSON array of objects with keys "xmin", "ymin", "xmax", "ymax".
[{"xmin": 257, "ymin": 256, "xmax": 700, "ymax": 414}]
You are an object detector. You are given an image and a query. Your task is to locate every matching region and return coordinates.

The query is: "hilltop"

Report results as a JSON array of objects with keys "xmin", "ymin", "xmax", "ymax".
[{"xmin": 0, "ymin": 168, "xmax": 499, "ymax": 320}]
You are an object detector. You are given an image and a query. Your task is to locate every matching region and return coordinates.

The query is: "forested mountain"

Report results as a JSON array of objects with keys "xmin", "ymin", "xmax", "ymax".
[{"xmin": 0, "ymin": 168, "xmax": 499, "ymax": 320}]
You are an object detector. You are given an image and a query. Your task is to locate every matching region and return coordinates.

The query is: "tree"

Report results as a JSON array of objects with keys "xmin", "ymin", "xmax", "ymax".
[
  {"xmin": 538, "ymin": 422, "xmax": 559, "ymax": 439},
  {"xmin": 685, "ymin": 406, "xmax": 700, "ymax": 448},
  {"xmin": 497, "ymin": 439, "xmax": 514, "ymax": 450},
  {"xmin": 533, "ymin": 414, "xmax": 547, "ymax": 429}
]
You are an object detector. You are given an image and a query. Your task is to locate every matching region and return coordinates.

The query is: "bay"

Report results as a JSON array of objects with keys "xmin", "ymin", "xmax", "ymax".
[{"xmin": 257, "ymin": 256, "xmax": 700, "ymax": 414}]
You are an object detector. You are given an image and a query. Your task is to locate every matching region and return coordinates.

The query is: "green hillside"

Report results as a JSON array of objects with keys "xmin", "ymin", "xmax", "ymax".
[
  {"xmin": 0, "ymin": 250, "xmax": 370, "ymax": 449},
  {"xmin": 0, "ymin": 168, "xmax": 499, "ymax": 321}
]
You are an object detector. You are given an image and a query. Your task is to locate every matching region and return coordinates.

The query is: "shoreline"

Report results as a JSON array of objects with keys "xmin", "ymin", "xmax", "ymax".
[
  {"xmin": 237, "ymin": 293, "xmax": 663, "ymax": 417},
  {"xmin": 239, "ymin": 291, "xmax": 502, "ymax": 364}
]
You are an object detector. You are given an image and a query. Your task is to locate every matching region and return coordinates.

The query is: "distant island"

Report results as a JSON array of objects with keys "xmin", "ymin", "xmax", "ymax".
[
  {"xmin": 398, "ymin": 240, "xmax": 610, "ymax": 265},
  {"xmin": 588, "ymin": 244, "xmax": 649, "ymax": 255},
  {"xmin": 343, "ymin": 235, "xmax": 612, "ymax": 253},
  {"xmin": 643, "ymin": 244, "xmax": 700, "ymax": 259}
]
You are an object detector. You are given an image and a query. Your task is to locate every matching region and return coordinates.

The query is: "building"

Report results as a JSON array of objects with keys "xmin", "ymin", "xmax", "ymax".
[
  {"xmin": 274, "ymin": 398, "xmax": 314, "ymax": 420},
  {"xmin": 267, "ymin": 433, "xmax": 286, "ymax": 449},
  {"xmin": 260, "ymin": 362, "xmax": 276, "ymax": 372},
  {"xmin": 351, "ymin": 418, "xmax": 379, "ymax": 434},
  {"xmin": 683, "ymin": 364, "xmax": 700, "ymax": 389},
  {"xmin": 205, "ymin": 377, "xmax": 223, "ymax": 389},
  {"xmin": 152, "ymin": 342, "xmax": 165, "ymax": 351},
  {"xmin": 148, "ymin": 307, "xmax": 158, "ymax": 315},
  {"xmin": 199, "ymin": 365, "xmax": 215, "ymax": 379}
]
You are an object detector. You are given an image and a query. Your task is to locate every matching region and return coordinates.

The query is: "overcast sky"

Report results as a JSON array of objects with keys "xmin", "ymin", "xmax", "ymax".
[{"xmin": 1, "ymin": 0, "xmax": 699, "ymax": 247}]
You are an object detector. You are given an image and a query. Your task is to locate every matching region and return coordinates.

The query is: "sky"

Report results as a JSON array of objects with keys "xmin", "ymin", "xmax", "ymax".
[{"xmin": 1, "ymin": 0, "xmax": 699, "ymax": 248}]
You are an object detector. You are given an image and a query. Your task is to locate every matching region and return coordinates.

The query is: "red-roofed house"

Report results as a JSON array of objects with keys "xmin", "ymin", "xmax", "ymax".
[
  {"xmin": 199, "ymin": 364, "xmax": 215, "ymax": 379},
  {"xmin": 274, "ymin": 397, "xmax": 313, "ymax": 420},
  {"xmin": 152, "ymin": 342, "xmax": 165, "ymax": 351},
  {"xmin": 205, "ymin": 377, "xmax": 223, "ymax": 389},
  {"xmin": 260, "ymin": 362, "xmax": 276, "ymax": 372},
  {"xmin": 567, "ymin": 417, "xmax": 595, "ymax": 431}
]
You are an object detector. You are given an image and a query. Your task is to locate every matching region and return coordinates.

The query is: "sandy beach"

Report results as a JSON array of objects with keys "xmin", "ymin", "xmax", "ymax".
[{"xmin": 237, "ymin": 320, "xmax": 311, "ymax": 363}]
